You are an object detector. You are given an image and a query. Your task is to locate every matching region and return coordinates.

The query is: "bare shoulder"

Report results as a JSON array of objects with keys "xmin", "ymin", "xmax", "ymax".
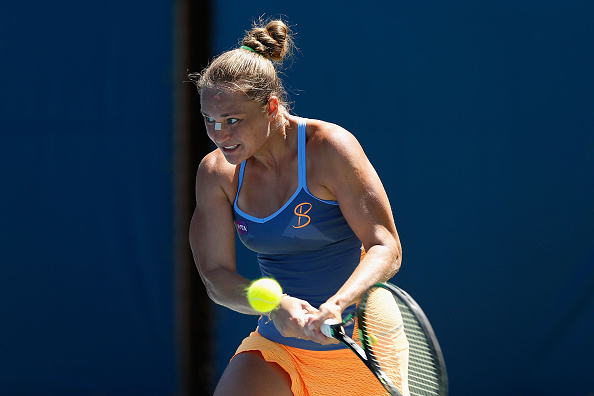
[
  {"xmin": 196, "ymin": 148, "xmax": 238, "ymax": 205},
  {"xmin": 305, "ymin": 119, "xmax": 367, "ymax": 166},
  {"xmin": 301, "ymin": 118, "xmax": 379, "ymax": 202}
]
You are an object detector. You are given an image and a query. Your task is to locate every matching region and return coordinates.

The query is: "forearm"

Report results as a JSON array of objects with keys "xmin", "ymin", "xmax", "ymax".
[
  {"xmin": 198, "ymin": 266, "xmax": 259, "ymax": 315},
  {"xmin": 327, "ymin": 241, "xmax": 401, "ymax": 312},
  {"xmin": 304, "ymin": 240, "xmax": 401, "ymax": 344}
]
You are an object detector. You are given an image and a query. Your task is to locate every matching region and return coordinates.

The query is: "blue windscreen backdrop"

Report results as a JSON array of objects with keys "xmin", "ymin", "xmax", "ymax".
[
  {"xmin": 210, "ymin": 2, "xmax": 594, "ymax": 395},
  {"xmin": 1, "ymin": 1, "xmax": 177, "ymax": 394},
  {"xmin": 1, "ymin": 0, "xmax": 593, "ymax": 395}
]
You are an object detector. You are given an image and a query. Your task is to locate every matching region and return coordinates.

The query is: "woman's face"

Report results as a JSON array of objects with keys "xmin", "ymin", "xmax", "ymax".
[{"xmin": 200, "ymin": 87, "xmax": 272, "ymax": 165}]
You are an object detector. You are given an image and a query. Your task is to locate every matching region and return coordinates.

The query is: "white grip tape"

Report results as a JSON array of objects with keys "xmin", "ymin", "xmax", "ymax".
[{"xmin": 320, "ymin": 319, "xmax": 340, "ymax": 338}]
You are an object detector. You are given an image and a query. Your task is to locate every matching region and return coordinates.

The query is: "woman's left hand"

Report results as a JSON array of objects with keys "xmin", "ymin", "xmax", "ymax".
[{"xmin": 303, "ymin": 301, "xmax": 343, "ymax": 345}]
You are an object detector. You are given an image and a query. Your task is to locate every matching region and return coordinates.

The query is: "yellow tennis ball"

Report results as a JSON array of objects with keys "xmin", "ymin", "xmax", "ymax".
[
  {"xmin": 368, "ymin": 333, "xmax": 379, "ymax": 345},
  {"xmin": 247, "ymin": 278, "xmax": 283, "ymax": 313}
]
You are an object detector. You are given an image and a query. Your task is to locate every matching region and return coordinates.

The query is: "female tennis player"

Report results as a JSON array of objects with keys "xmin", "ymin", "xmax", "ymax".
[{"xmin": 189, "ymin": 18, "xmax": 408, "ymax": 396}]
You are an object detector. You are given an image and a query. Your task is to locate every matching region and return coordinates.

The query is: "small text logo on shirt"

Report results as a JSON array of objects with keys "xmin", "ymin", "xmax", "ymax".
[{"xmin": 235, "ymin": 220, "xmax": 248, "ymax": 235}]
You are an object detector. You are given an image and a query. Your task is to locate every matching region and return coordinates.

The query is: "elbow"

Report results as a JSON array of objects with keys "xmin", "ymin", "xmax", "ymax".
[
  {"xmin": 202, "ymin": 280, "xmax": 218, "ymax": 303},
  {"xmin": 395, "ymin": 239, "xmax": 403, "ymax": 267},
  {"xmin": 196, "ymin": 266, "xmax": 222, "ymax": 305},
  {"xmin": 202, "ymin": 278, "xmax": 227, "ymax": 307},
  {"xmin": 388, "ymin": 237, "xmax": 403, "ymax": 278},
  {"xmin": 198, "ymin": 266, "xmax": 238, "ymax": 308},
  {"xmin": 392, "ymin": 251, "xmax": 402, "ymax": 275}
]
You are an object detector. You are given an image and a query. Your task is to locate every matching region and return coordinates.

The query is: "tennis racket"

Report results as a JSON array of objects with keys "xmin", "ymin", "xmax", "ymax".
[{"xmin": 321, "ymin": 282, "xmax": 448, "ymax": 396}]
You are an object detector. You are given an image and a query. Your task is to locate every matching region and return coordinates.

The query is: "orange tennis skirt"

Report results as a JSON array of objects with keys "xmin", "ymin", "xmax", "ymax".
[{"xmin": 232, "ymin": 329, "xmax": 410, "ymax": 396}]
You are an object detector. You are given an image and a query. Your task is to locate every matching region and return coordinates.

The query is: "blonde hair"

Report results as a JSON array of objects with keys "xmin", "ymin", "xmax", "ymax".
[{"xmin": 189, "ymin": 19, "xmax": 293, "ymax": 110}]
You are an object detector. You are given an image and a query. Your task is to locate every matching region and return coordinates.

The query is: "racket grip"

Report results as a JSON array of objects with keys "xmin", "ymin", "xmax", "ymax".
[{"xmin": 320, "ymin": 319, "xmax": 340, "ymax": 338}]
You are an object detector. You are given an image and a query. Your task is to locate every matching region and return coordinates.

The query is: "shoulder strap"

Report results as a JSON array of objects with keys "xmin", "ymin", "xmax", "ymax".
[
  {"xmin": 233, "ymin": 161, "xmax": 246, "ymax": 208},
  {"xmin": 298, "ymin": 118, "xmax": 308, "ymax": 186}
]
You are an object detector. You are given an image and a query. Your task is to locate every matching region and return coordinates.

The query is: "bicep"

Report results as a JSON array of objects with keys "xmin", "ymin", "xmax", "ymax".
[
  {"xmin": 190, "ymin": 201, "xmax": 237, "ymax": 277},
  {"xmin": 316, "ymin": 131, "xmax": 402, "ymax": 301},
  {"xmin": 189, "ymin": 161, "xmax": 238, "ymax": 284},
  {"xmin": 189, "ymin": 156, "xmax": 260, "ymax": 312},
  {"xmin": 324, "ymin": 135, "xmax": 399, "ymax": 251}
]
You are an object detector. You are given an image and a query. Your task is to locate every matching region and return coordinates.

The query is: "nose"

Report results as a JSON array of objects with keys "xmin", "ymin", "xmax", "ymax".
[{"xmin": 212, "ymin": 123, "xmax": 231, "ymax": 144}]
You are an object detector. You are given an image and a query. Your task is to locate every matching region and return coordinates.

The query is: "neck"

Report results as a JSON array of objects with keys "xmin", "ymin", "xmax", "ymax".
[{"xmin": 251, "ymin": 112, "xmax": 298, "ymax": 171}]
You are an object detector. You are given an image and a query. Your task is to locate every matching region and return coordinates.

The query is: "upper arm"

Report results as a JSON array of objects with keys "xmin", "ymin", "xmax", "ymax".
[
  {"xmin": 314, "ymin": 127, "xmax": 401, "ymax": 257},
  {"xmin": 189, "ymin": 152, "xmax": 238, "ymax": 288}
]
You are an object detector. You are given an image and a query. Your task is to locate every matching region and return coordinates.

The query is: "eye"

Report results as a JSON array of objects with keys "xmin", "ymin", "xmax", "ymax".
[
  {"xmin": 203, "ymin": 116, "xmax": 215, "ymax": 123},
  {"xmin": 227, "ymin": 118, "xmax": 239, "ymax": 125}
]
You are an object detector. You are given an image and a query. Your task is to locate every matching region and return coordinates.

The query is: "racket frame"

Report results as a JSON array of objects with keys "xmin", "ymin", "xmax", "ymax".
[
  {"xmin": 321, "ymin": 282, "xmax": 448, "ymax": 396},
  {"xmin": 361, "ymin": 283, "xmax": 448, "ymax": 396},
  {"xmin": 395, "ymin": 284, "xmax": 448, "ymax": 395},
  {"xmin": 322, "ymin": 297, "xmax": 403, "ymax": 395}
]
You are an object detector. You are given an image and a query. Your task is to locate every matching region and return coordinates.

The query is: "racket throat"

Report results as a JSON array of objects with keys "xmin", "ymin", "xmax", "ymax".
[{"xmin": 342, "ymin": 336, "xmax": 370, "ymax": 364}]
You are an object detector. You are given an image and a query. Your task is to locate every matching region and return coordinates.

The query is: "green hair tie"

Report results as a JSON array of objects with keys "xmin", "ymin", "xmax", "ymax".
[{"xmin": 240, "ymin": 45, "xmax": 262, "ymax": 56}]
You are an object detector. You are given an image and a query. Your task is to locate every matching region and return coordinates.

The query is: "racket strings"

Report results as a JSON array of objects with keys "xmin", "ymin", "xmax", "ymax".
[
  {"xmin": 397, "ymin": 301, "xmax": 441, "ymax": 395},
  {"xmin": 362, "ymin": 287, "xmax": 410, "ymax": 396}
]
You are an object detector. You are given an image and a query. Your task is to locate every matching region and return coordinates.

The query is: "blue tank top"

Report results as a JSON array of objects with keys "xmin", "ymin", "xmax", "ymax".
[{"xmin": 233, "ymin": 118, "xmax": 362, "ymax": 351}]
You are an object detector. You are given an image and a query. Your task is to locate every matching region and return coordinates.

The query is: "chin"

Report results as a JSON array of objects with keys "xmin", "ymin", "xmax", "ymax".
[{"xmin": 222, "ymin": 152, "xmax": 243, "ymax": 165}]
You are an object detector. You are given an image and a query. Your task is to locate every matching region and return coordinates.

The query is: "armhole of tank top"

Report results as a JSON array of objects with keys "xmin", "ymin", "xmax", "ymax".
[{"xmin": 233, "ymin": 161, "xmax": 246, "ymax": 210}]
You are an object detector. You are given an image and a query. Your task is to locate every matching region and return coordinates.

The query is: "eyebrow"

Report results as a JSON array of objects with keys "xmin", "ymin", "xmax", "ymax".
[{"xmin": 201, "ymin": 111, "xmax": 240, "ymax": 118}]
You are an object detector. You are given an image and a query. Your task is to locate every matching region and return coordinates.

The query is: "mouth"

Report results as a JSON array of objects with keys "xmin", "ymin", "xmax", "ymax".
[{"xmin": 221, "ymin": 144, "xmax": 239, "ymax": 153}]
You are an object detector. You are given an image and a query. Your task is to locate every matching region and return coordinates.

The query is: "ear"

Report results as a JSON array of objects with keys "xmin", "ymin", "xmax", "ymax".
[{"xmin": 267, "ymin": 96, "xmax": 279, "ymax": 120}]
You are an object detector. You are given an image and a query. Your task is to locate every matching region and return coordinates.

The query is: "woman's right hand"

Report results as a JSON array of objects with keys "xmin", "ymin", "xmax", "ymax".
[{"xmin": 270, "ymin": 295, "xmax": 319, "ymax": 340}]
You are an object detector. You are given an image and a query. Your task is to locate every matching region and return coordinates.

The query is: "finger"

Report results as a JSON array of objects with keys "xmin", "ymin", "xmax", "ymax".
[
  {"xmin": 302, "ymin": 304, "xmax": 320, "ymax": 316},
  {"xmin": 305, "ymin": 320, "xmax": 338, "ymax": 345}
]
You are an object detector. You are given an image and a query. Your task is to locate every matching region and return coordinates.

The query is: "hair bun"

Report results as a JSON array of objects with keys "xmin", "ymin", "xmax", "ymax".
[
  {"xmin": 190, "ymin": 18, "xmax": 292, "ymax": 111},
  {"xmin": 242, "ymin": 20, "xmax": 291, "ymax": 61}
]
